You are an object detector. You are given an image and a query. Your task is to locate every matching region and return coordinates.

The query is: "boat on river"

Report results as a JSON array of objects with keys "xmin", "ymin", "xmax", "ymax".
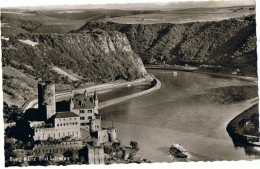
[
  {"xmin": 169, "ymin": 144, "xmax": 190, "ymax": 159},
  {"xmin": 173, "ymin": 71, "xmax": 177, "ymax": 76}
]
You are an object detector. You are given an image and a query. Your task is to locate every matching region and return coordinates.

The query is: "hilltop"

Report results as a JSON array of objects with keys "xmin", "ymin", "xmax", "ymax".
[
  {"xmin": 77, "ymin": 14, "xmax": 256, "ymax": 76},
  {"xmin": 1, "ymin": 9, "xmax": 160, "ymax": 35}
]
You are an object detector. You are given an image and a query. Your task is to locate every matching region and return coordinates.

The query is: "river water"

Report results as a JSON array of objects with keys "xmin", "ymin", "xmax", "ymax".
[{"xmin": 99, "ymin": 69, "xmax": 258, "ymax": 162}]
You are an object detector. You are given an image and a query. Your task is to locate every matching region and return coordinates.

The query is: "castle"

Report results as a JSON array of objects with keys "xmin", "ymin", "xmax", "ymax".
[{"xmin": 31, "ymin": 81, "xmax": 117, "ymax": 144}]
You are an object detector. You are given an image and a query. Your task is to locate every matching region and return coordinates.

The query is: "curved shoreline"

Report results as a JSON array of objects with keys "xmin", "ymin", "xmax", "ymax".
[
  {"xmin": 5, "ymin": 76, "xmax": 160, "ymax": 129},
  {"xmin": 147, "ymin": 66, "xmax": 259, "ymax": 146},
  {"xmin": 21, "ymin": 76, "xmax": 160, "ymax": 111},
  {"xmin": 145, "ymin": 65, "xmax": 258, "ymax": 83},
  {"xmin": 99, "ymin": 78, "xmax": 161, "ymax": 109},
  {"xmin": 226, "ymin": 100, "xmax": 259, "ymax": 147}
]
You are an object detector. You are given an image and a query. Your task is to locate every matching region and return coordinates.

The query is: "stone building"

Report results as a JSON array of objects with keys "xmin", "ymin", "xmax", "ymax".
[
  {"xmin": 33, "ymin": 111, "xmax": 81, "ymax": 140},
  {"xmin": 69, "ymin": 91, "xmax": 100, "ymax": 130},
  {"xmin": 14, "ymin": 140, "xmax": 84, "ymax": 158},
  {"xmin": 91, "ymin": 127, "xmax": 117, "ymax": 144},
  {"xmin": 14, "ymin": 141, "xmax": 105, "ymax": 164},
  {"xmin": 87, "ymin": 146, "xmax": 105, "ymax": 164},
  {"xmin": 14, "ymin": 81, "xmax": 122, "ymax": 165},
  {"xmin": 32, "ymin": 82, "xmax": 117, "ymax": 143},
  {"xmin": 33, "ymin": 140, "xmax": 83, "ymax": 157}
]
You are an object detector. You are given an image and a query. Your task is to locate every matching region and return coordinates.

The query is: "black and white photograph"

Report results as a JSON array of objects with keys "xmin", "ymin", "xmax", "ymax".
[{"xmin": 0, "ymin": 0, "xmax": 259, "ymax": 167}]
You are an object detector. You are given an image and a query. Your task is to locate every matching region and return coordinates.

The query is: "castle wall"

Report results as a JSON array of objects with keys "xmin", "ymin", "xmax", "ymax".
[
  {"xmin": 108, "ymin": 128, "xmax": 117, "ymax": 142},
  {"xmin": 33, "ymin": 141, "xmax": 83, "ymax": 157},
  {"xmin": 90, "ymin": 118, "xmax": 101, "ymax": 132},
  {"xmin": 14, "ymin": 141, "xmax": 83, "ymax": 158},
  {"xmin": 33, "ymin": 126, "xmax": 81, "ymax": 141},
  {"xmin": 71, "ymin": 108, "xmax": 95, "ymax": 127},
  {"xmin": 94, "ymin": 100, "xmax": 98, "ymax": 114},
  {"xmin": 88, "ymin": 147, "xmax": 105, "ymax": 164},
  {"xmin": 95, "ymin": 130, "xmax": 109, "ymax": 144},
  {"xmin": 54, "ymin": 116, "xmax": 80, "ymax": 128},
  {"xmin": 29, "ymin": 121, "xmax": 45, "ymax": 128}
]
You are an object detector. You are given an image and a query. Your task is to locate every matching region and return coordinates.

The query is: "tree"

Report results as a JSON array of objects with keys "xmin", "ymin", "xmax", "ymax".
[
  {"xmin": 130, "ymin": 141, "xmax": 139, "ymax": 151},
  {"xmin": 3, "ymin": 103, "xmax": 24, "ymax": 123},
  {"xmin": 104, "ymin": 146, "xmax": 113, "ymax": 155},
  {"xmin": 78, "ymin": 146, "xmax": 88, "ymax": 164},
  {"xmin": 14, "ymin": 117, "xmax": 34, "ymax": 142},
  {"xmin": 63, "ymin": 149, "xmax": 76, "ymax": 163},
  {"xmin": 5, "ymin": 137, "xmax": 21, "ymax": 167},
  {"xmin": 28, "ymin": 153, "xmax": 54, "ymax": 166}
]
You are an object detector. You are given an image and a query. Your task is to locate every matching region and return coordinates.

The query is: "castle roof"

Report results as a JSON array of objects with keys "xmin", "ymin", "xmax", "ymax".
[
  {"xmin": 72, "ymin": 93, "xmax": 94, "ymax": 109},
  {"xmin": 55, "ymin": 111, "xmax": 79, "ymax": 119}
]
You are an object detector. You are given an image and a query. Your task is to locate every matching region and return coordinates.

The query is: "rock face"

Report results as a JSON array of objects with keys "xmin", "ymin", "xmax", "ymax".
[
  {"xmin": 77, "ymin": 15, "xmax": 257, "ymax": 76},
  {"xmin": 2, "ymin": 30, "xmax": 147, "ymax": 84}
]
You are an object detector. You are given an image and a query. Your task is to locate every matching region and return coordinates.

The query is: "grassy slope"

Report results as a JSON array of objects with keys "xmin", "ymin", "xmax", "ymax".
[{"xmin": 2, "ymin": 66, "xmax": 38, "ymax": 107}]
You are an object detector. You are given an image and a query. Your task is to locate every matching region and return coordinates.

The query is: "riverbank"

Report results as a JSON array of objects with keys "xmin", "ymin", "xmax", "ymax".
[
  {"xmin": 100, "ymin": 69, "xmax": 259, "ymax": 162},
  {"xmin": 145, "ymin": 64, "xmax": 257, "ymax": 83},
  {"xmin": 194, "ymin": 70, "xmax": 258, "ymax": 84},
  {"xmin": 145, "ymin": 64, "xmax": 197, "ymax": 72},
  {"xmin": 101, "ymin": 95, "xmax": 259, "ymax": 162},
  {"xmin": 226, "ymin": 102, "xmax": 259, "ymax": 147},
  {"xmin": 99, "ymin": 78, "xmax": 161, "ymax": 109},
  {"xmin": 21, "ymin": 75, "xmax": 157, "ymax": 111}
]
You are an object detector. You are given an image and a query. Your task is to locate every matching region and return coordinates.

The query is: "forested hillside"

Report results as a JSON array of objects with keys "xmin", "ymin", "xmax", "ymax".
[
  {"xmin": 1, "ymin": 30, "xmax": 146, "ymax": 106},
  {"xmin": 78, "ymin": 15, "xmax": 257, "ymax": 76}
]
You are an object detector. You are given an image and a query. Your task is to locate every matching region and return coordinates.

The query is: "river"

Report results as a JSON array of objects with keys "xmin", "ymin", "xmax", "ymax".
[{"xmin": 99, "ymin": 69, "xmax": 258, "ymax": 162}]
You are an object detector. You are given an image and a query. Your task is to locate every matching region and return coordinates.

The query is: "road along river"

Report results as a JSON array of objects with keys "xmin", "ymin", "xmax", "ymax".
[
  {"xmin": 100, "ymin": 69, "xmax": 258, "ymax": 162},
  {"xmin": 21, "ymin": 76, "xmax": 154, "ymax": 111}
]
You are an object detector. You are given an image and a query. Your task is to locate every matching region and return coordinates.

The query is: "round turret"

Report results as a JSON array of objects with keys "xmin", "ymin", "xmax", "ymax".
[
  {"xmin": 93, "ymin": 91, "xmax": 98, "ymax": 114},
  {"xmin": 109, "ymin": 128, "xmax": 117, "ymax": 142},
  {"xmin": 38, "ymin": 81, "xmax": 56, "ymax": 120}
]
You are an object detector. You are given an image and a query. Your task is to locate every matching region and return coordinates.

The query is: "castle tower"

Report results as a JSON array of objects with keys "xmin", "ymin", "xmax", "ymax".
[
  {"xmin": 38, "ymin": 81, "xmax": 56, "ymax": 120},
  {"xmin": 109, "ymin": 128, "xmax": 117, "ymax": 142},
  {"xmin": 90, "ymin": 118, "xmax": 101, "ymax": 132},
  {"xmin": 90, "ymin": 119, "xmax": 96, "ymax": 132},
  {"xmin": 69, "ymin": 98, "xmax": 74, "ymax": 111},
  {"xmin": 84, "ymin": 90, "xmax": 88, "ymax": 98},
  {"xmin": 93, "ymin": 90, "xmax": 98, "ymax": 114}
]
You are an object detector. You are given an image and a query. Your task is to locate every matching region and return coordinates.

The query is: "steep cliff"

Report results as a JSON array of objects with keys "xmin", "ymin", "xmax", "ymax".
[
  {"xmin": 77, "ymin": 15, "xmax": 257, "ymax": 76},
  {"xmin": 2, "ymin": 30, "xmax": 147, "ymax": 106}
]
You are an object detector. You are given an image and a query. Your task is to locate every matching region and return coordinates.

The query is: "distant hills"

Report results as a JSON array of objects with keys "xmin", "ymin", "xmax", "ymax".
[
  {"xmin": 1, "ymin": 6, "xmax": 257, "ymax": 107},
  {"xmin": 2, "ymin": 0, "xmax": 255, "ymax": 10}
]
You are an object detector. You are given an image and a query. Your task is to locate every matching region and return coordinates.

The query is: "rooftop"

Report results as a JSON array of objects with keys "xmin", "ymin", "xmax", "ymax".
[
  {"xmin": 72, "ymin": 93, "xmax": 94, "ymax": 109},
  {"xmin": 55, "ymin": 111, "xmax": 79, "ymax": 119}
]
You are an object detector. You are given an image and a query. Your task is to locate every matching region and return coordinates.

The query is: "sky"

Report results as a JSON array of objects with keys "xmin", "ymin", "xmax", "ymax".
[{"xmin": 1, "ymin": 0, "xmax": 255, "ymax": 8}]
